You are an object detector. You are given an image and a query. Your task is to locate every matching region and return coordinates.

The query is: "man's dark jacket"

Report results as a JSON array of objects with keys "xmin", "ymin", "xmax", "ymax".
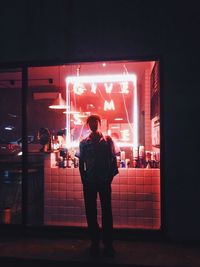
[{"xmin": 79, "ymin": 132, "xmax": 119, "ymax": 185}]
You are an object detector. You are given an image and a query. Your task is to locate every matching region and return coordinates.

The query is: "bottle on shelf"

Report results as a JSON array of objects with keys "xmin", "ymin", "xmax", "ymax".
[
  {"xmin": 120, "ymin": 160, "xmax": 125, "ymax": 168},
  {"xmin": 67, "ymin": 154, "xmax": 73, "ymax": 168},
  {"xmin": 63, "ymin": 157, "xmax": 67, "ymax": 168},
  {"xmin": 155, "ymin": 152, "xmax": 160, "ymax": 168},
  {"xmin": 132, "ymin": 148, "xmax": 138, "ymax": 168},
  {"xmin": 51, "ymin": 131, "xmax": 59, "ymax": 151},
  {"xmin": 125, "ymin": 158, "xmax": 130, "ymax": 168},
  {"xmin": 120, "ymin": 151, "xmax": 126, "ymax": 168},
  {"xmin": 120, "ymin": 150, "xmax": 126, "ymax": 161},
  {"xmin": 138, "ymin": 145, "xmax": 145, "ymax": 168},
  {"xmin": 74, "ymin": 157, "xmax": 79, "ymax": 168},
  {"xmin": 151, "ymin": 152, "xmax": 156, "ymax": 168},
  {"xmin": 145, "ymin": 151, "xmax": 152, "ymax": 168},
  {"xmin": 116, "ymin": 156, "xmax": 121, "ymax": 168}
]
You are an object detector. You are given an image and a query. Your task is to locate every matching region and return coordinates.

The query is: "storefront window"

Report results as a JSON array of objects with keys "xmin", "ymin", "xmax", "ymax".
[
  {"xmin": 0, "ymin": 68, "xmax": 22, "ymax": 224},
  {"xmin": 27, "ymin": 60, "xmax": 160, "ymax": 229}
]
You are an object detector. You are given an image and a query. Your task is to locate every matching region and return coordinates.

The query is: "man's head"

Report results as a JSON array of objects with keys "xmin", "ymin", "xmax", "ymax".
[{"xmin": 86, "ymin": 114, "xmax": 101, "ymax": 132}]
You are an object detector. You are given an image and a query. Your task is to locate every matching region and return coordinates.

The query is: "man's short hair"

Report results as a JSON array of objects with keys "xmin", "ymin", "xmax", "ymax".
[{"xmin": 86, "ymin": 114, "xmax": 101, "ymax": 125}]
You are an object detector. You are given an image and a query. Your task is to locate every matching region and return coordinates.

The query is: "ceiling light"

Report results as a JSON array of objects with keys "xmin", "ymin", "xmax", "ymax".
[{"xmin": 49, "ymin": 66, "xmax": 66, "ymax": 109}]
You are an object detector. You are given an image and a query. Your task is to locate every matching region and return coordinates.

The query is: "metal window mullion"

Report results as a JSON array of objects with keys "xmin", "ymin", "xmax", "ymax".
[{"xmin": 21, "ymin": 66, "xmax": 28, "ymax": 226}]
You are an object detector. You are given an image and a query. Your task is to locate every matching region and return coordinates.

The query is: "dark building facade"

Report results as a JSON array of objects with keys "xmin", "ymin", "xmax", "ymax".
[{"xmin": 0, "ymin": 1, "xmax": 199, "ymax": 242}]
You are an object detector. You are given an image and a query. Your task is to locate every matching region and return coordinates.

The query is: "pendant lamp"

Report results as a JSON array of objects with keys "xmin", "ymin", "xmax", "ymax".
[
  {"xmin": 49, "ymin": 93, "xmax": 66, "ymax": 109},
  {"xmin": 49, "ymin": 66, "xmax": 66, "ymax": 109}
]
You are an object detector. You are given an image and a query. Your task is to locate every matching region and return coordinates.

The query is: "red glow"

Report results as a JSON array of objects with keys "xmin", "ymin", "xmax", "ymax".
[
  {"xmin": 121, "ymin": 129, "xmax": 130, "ymax": 141},
  {"xmin": 65, "ymin": 73, "xmax": 138, "ymax": 148},
  {"xmin": 91, "ymin": 83, "xmax": 97, "ymax": 94},
  {"xmin": 104, "ymin": 83, "xmax": 113, "ymax": 93},
  {"xmin": 73, "ymin": 83, "xmax": 86, "ymax": 95},
  {"xmin": 120, "ymin": 81, "xmax": 129, "ymax": 94},
  {"xmin": 104, "ymin": 99, "xmax": 115, "ymax": 111}
]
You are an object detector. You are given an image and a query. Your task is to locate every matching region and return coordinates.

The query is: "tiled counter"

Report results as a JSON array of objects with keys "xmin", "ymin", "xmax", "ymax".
[{"xmin": 44, "ymin": 154, "xmax": 160, "ymax": 229}]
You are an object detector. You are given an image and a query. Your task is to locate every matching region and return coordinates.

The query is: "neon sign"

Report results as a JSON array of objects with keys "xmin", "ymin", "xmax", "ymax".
[
  {"xmin": 66, "ymin": 74, "xmax": 138, "ymax": 149},
  {"xmin": 72, "ymin": 81, "xmax": 128, "ymax": 95}
]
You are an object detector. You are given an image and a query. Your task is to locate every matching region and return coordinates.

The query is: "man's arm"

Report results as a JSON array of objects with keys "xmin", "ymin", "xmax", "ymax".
[
  {"xmin": 79, "ymin": 142, "xmax": 86, "ymax": 182},
  {"xmin": 106, "ymin": 136, "xmax": 119, "ymax": 178}
]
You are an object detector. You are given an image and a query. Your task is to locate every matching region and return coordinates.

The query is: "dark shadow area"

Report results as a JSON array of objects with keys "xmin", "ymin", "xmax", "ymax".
[{"xmin": 0, "ymin": 236, "xmax": 200, "ymax": 267}]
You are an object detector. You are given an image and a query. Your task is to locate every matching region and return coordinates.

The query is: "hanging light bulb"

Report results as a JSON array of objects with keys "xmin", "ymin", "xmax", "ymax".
[{"xmin": 49, "ymin": 93, "xmax": 66, "ymax": 109}]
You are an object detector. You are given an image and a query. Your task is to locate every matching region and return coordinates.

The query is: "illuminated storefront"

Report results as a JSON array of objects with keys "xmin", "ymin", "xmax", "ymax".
[
  {"xmin": 0, "ymin": 60, "xmax": 160, "ymax": 229},
  {"xmin": 42, "ymin": 60, "xmax": 161, "ymax": 229}
]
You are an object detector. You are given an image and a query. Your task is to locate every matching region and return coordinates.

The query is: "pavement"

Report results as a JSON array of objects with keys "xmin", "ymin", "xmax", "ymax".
[{"xmin": 0, "ymin": 230, "xmax": 200, "ymax": 267}]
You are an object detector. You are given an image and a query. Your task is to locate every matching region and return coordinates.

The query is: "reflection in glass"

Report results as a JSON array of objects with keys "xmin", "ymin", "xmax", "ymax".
[{"xmin": 0, "ymin": 69, "xmax": 22, "ymax": 224}]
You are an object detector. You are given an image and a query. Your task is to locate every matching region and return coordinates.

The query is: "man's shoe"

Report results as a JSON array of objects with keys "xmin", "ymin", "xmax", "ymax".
[
  {"xmin": 89, "ymin": 243, "xmax": 100, "ymax": 257},
  {"xmin": 103, "ymin": 245, "xmax": 115, "ymax": 257}
]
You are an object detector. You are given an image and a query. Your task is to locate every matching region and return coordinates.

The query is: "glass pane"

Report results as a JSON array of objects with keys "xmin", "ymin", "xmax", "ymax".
[
  {"xmin": 0, "ymin": 68, "xmax": 22, "ymax": 224},
  {"xmin": 27, "ymin": 61, "xmax": 160, "ymax": 229}
]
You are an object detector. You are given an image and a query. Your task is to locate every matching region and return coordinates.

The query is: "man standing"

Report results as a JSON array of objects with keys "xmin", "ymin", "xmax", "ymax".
[{"xmin": 79, "ymin": 114, "xmax": 118, "ymax": 257}]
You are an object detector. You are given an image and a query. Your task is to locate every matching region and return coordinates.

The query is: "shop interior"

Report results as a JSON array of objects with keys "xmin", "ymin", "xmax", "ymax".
[{"xmin": 0, "ymin": 60, "xmax": 160, "ymax": 229}]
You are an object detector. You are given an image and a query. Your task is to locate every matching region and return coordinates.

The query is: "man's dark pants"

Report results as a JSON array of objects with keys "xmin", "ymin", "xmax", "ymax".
[{"xmin": 83, "ymin": 181, "xmax": 113, "ymax": 247}]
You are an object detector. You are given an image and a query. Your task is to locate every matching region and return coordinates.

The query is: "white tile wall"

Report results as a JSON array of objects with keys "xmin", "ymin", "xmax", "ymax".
[{"xmin": 44, "ymin": 155, "xmax": 161, "ymax": 229}]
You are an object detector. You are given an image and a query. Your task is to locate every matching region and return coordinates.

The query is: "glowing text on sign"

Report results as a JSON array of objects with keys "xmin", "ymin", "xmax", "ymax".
[{"xmin": 66, "ymin": 74, "xmax": 138, "ymax": 149}]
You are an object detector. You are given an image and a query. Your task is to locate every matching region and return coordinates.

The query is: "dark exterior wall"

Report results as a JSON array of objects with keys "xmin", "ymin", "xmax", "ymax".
[{"xmin": 0, "ymin": 1, "xmax": 199, "ymax": 242}]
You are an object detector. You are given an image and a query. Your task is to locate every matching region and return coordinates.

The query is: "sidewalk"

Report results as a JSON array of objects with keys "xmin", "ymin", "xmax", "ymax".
[{"xmin": 0, "ymin": 236, "xmax": 200, "ymax": 267}]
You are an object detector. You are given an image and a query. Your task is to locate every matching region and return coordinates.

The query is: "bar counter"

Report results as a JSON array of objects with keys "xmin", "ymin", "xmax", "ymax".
[{"xmin": 44, "ymin": 154, "xmax": 160, "ymax": 229}]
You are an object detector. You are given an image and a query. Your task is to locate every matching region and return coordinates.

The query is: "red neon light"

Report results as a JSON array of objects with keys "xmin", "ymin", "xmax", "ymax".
[
  {"xmin": 66, "ymin": 74, "xmax": 138, "ymax": 148},
  {"xmin": 91, "ymin": 83, "xmax": 97, "ymax": 94},
  {"xmin": 73, "ymin": 83, "xmax": 86, "ymax": 95},
  {"xmin": 104, "ymin": 100, "xmax": 115, "ymax": 111},
  {"xmin": 120, "ymin": 81, "xmax": 129, "ymax": 94},
  {"xmin": 72, "ymin": 80, "xmax": 130, "ymax": 95},
  {"xmin": 104, "ymin": 83, "xmax": 113, "ymax": 93}
]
